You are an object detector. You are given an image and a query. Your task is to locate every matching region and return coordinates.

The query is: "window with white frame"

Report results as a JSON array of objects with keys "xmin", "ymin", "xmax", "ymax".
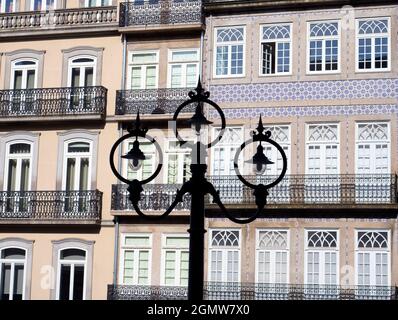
[
  {"xmin": 85, "ymin": 0, "xmax": 110, "ymax": 7},
  {"xmin": 260, "ymin": 24, "xmax": 291, "ymax": 75},
  {"xmin": 356, "ymin": 18, "xmax": 390, "ymax": 71},
  {"xmin": 211, "ymin": 127, "xmax": 243, "ymax": 176},
  {"xmin": 0, "ymin": 0, "xmax": 15, "ymax": 12},
  {"xmin": 356, "ymin": 230, "xmax": 390, "ymax": 287},
  {"xmin": 11, "ymin": 60, "xmax": 38, "ymax": 90},
  {"xmin": 161, "ymin": 235, "xmax": 189, "ymax": 286},
  {"xmin": 208, "ymin": 229, "xmax": 240, "ymax": 283},
  {"xmin": 256, "ymin": 230, "xmax": 289, "ymax": 284},
  {"xmin": 56, "ymin": 248, "xmax": 87, "ymax": 300},
  {"xmin": 0, "ymin": 247, "xmax": 26, "ymax": 300},
  {"xmin": 356, "ymin": 122, "xmax": 390, "ymax": 174},
  {"xmin": 263, "ymin": 125, "xmax": 290, "ymax": 175},
  {"xmin": 214, "ymin": 27, "xmax": 245, "ymax": 77},
  {"xmin": 31, "ymin": 0, "xmax": 56, "ymax": 10},
  {"xmin": 168, "ymin": 49, "xmax": 199, "ymax": 88},
  {"xmin": 68, "ymin": 57, "xmax": 96, "ymax": 87},
  {"xmin": 119, "ymin": 234, "xmax": 151, "ymax": 285},
  {"xmin": 305, "ymin": 230, "xmax": 339, "ymax": 286},
  {"xmin": 128, "ymin": 52, "xmax": 158, "ymax": 89},
  {"xmin": 122, "ymin": 139, "xmax": 156, "ymax": 182},
  {"xmin": 308, "ymin": 21, "xmax": 340, "ymax": 73},
  {"xmin": 63, "ymin": 141, "xmax": 92, "ymax": 192},
  {"xmin": 165, "ymin": 140, "xmax": 192, "ymax": 184},
  {"xmin": 306, "ymin": 124, "xmax": 339, "ymax": 175}
]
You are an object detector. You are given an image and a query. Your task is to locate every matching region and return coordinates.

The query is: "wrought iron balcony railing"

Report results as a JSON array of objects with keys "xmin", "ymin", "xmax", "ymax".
[
  {"xmin": 112, "ymin": 183, "xmax": 191, "ymax": 211},
  {"xmin": 0, "ymin": 86, "xmax": 107, "ymax": 120},
  {"xmin": 111, "ymin": 174, "xmax": 398, "ymax": 211},
  {"xmin": 0, "ymin": 6, "xmax": 117, "ymax": 33},
  {"xmin": 119, "ymin": 0, "xmax": 203, "ymax": 27},
  {"xmin": 0, "ymin": 190, "xmax": 102, "ymax": 222},
  {"xmin": 115, "ymin": 88, "xmax": 196, "ymax": 115},
  {"xmin": 107, "ymin": 283, "xmax": 398, "ymax": 300}
]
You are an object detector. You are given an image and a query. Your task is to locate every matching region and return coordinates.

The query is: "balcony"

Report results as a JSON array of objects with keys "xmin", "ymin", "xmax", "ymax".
[
  {"xmin": 0, "ymin": 86, "xmax": 107, "ymax": 123},
  {"xmin": 0, "ymin": 6, "xmax": 118, "ymax": 38},
  {"xmin": 119, "ymin": 0, "xmax": 203, "ymax": 33},
  {"xmin": 0, "ymin": 190, "xmax": 102, "ymax": 224},
  {"xmin": 111, "ymin": 174, "xmax": 398, "ymax": 213},
  {"xmin": 115, "ymin": 88, "xmax": 195, "ymax": 116},
  {"xmin": 107, "ymin": 283, "xmax": 398, "ymax": 300}
]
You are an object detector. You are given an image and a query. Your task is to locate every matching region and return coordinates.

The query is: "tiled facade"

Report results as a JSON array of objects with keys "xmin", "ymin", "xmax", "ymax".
[{"xmin": 0, "ymin": 0, "xmax": 398, "ymax": 300}]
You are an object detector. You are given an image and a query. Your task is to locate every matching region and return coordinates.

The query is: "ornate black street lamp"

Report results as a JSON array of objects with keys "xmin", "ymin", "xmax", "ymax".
[{"xmin": 110, "ymin": 80, "xmax": 287, "ymax": 301}]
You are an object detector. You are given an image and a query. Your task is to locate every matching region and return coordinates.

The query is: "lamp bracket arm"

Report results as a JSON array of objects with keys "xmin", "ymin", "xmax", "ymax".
[
  {"xmin": 128, "ymin": 179, "xmax": 190, "ymax": 220},
  {"xmin": 207, "ymin": 182, "xmax": 268, "ymax": 224}
]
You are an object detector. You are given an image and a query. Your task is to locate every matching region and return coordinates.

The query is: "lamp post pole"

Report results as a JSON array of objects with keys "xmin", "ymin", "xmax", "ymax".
[{"xmin": 109, "ymin": 81, "xmax": 287, "ymax": 301}]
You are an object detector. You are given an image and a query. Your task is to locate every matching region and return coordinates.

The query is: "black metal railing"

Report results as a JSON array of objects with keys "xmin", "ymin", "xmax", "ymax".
[
  {"xmin": 111, "ymin": 174, "xmax": 397, "ymax": 211},
  {"xmin": 115, "ymin": 88, "xmax": 196, "ymax": 115},
  {"xmin": 0, "ymin": 86, "xmax": 107, "ymax": 118},
  {"xmin": 111, "ymin": 184, "xmax": 191, "ymax": 211},
  {"xmin": 107, "ymin": 283, "xmax": 398, "ymax": 300},
  {"xmin": 0, "ymin": 190, "xmax": 102, "ymax": 222},
  {"xmin": 119, "ymin": 0, "xmax": 203, "ymax": 27}
]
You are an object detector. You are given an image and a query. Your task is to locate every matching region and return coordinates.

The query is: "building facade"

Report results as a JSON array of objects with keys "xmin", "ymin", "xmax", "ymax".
[{"xmin": 0, "ymin": 0, "xmax": 397, "ymax": 300}]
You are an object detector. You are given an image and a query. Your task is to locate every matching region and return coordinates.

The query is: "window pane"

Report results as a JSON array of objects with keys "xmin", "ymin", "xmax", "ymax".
[
  {"xmin": 171, "ymin": 51, "xmax": 198, "ymax": 62},
  {"xmin": 61, "ymin": 249, "xmax": 86, "ymax": 261},
  {"xmin": 132, "ymin": 53, "xmax": 157, "ymax": 64},
  {"xmin": 165, "ymin": 237, "xmax": 189, "ymax": 247},
  {"xmin": 131, "ymin": 67, "xmax": 142, "ymax": 89},
  {"xmin": 84, "ymin": 68, "xmax": 94, "ymax": 87},
  {"xmin": 71, "ymin": 68, "xmax": 80, "ymax": 87},
  {"xmin": 171, "ymin": 65, "xmax": 182, "ymax": 88},
  {"xmin": 10, "ymin": 143, "xmax": 31, "ymax": 154},
  {"xmin": 65, "ymin": 158, "xmax": 76, "ymax": 191},
  {"xmin": 0, "ymin": 264, "xmax": 11, "ymax": 299},
  {"xmin": 13, "ymin": 70, "xmax": 23, "ymax": 90},
  {"xmin": 68, "ymin": 142, "xmax": 90, "ymax": 153},
  {"xmin": 20, "ymin": 159, "xmax": 30, "ymax": 192},
  {"xmin": 186, "ymin": 64, "xmax": 197, "ymax": 87},
  {"xmin": 13, "ymin": 264, "xmax": 24, "ymax": 300},
  {"xmin": 27, "ymin": 70, "xmax": 36, "ymax": 89},
  {"xmin": 6, "ymin": 159, "xmax": 17, "ymax": 191},
  {"xmin": 125, "ymin": 236, "xmax": 150, "ymax": 247},
  {"xmin": 59, "ymin": 265, "xmax": 71, "ymax": 300},
  {"xmin": 1, "ymin": 248, "xmax": 25, "ymax": 259},
  {"xmin": 145, "ymin": 66, "xmax": 156, "ymax": 89},
  {"xmin": 73, "ymin": 265, "xmax": 85, "ymax": 300},
  {"xmin": 79, "ymin": 158, "xmax": 89, "ymax": 191}
]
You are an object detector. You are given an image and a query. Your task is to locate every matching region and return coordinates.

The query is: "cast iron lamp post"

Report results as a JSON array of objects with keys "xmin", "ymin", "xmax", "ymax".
[{"xmin": 109, "ymin": 80, "xmax": 287, "ymax": 301}]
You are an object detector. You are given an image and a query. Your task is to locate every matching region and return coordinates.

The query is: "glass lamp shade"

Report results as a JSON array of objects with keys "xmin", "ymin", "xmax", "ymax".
[
  {"xmin": 245, "ymin": 143, "xmax": 274, "ymax": 175},
  {"xmin": 122, "ymin": 140, "xmax": 146, "ymax": 171}
]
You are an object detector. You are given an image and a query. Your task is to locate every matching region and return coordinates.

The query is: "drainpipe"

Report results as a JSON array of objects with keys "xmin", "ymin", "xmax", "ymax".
[{"xmin": 112, "ymin": 216, "xmax": 120, "ymax": 289}]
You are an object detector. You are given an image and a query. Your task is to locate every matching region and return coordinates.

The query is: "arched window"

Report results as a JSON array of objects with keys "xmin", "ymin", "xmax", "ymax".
[
  {"xmin": 0, "ymin": 0, "xmax": 16, "ymax": 13},
  {"xmin": 308, "ymin": 21, "xmax": 340, "ymax": 72},
  {"xmin": 4, "ymin": 142, "xmax": 32, "ymax": 193},
  {"xmin": 56, "ymin": 248, "xmax": 87, "ymax": 300},
  {"xmin": 11, "ymin": 59, "xmax": 38, "ymax": 90},
  {"xmin": 215, "ymin": 26, "xmax": 245, "ymax": 77},
  {"xmin": 68, "ymin": 57, "xmax": 96, "ymax": 88},
  {"xmin": 356, "ymin": 18, "xmax": 390, "ymax": 71},
  {"xmin": 0, "ymin": 247, "xmax": 26, "ymax": 300}
]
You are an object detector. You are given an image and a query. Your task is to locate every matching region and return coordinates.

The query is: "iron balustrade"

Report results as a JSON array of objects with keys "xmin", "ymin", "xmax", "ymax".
[
  {"xmin": 111, "ymin": 184, "xmax": 191, "ymax": 211},
  {"xmin": 0, "ymin": 190, "xmax": 102, "ymax": 221},
  {"xmin": 111, "ymin": 174, "xmax": 397, "ymax": 211},
  {"xmin": 115, "ymin": 88, "xmax": 196, "ymax": 115},
  {"xmin": 0, "ymin": 6, "xmax": 118, "ymax": 31},
  {"xmin": 0, "ymin": 86, "xmax": 107, "ymax": 118},
  {"xmin": 119, "ymin": 0, "xmax": 203, "ymax": 27},
  {"xmin": 107, "ymin": 283, "xmax": 398, "ymax": 300}
]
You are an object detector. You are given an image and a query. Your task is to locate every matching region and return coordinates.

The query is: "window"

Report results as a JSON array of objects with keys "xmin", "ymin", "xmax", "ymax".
[
  {"xmin": 128, "ymin": 52, "xmax": 158, "ymax": 89},
  {"xmin": 122, "ymin": 139, "xmax": 156, "ymax": 182},
  {"xmin": 214, "ymin": 27, "xmax": 245, "ymax": 77},
  {"xmin": 308, "ymin": 21, "xmax": 340, "ymax": 73},
  {"xmin": 256, "ymin": 230, "xmax": 289, "ymax": 284},
  {"xmin": 11, "ymin": 60, "xmax": 37, "ymax": 90},
  {"xmin": 161, "ymin": 235, "xmax": 189, "ymax": 286},
  {"xmin": 0, "ymin": 248, "xmax": 26, "ymax": 300},
  {"xmin": 119, "ymin": 234, "xmax": 151, "ymax": 285},
  {"xmin": 356, "ymin": 230, "xmax": 390, "ymax": 287},
  {"xmin": 63, "ymin": 140, "xmax": 92, "ymax": 192},
  {"xmin": 305, "ymin": 230, "xmax": 339, "ymax": 286},
  {"xmin": 56, "ymin": 248, "xmax": 87, "ymax": 300},
  {"xmin": 208, "ymin": 229, "xmax": 240, "ymax": 283},
  {"xmin": 85, "ymin": 0, "xmax": 110, "ymax": 7},
  {"xmin": 306, "ymin": 124, "xmax": 339, "ymax": 175},
  {"xmin": 31, "ymin": 0, "xmax": 56, "ymax": 10},
  {"xmin": 168, "ymin": 49, "xmax": 199, "ymax": 88},
  {"xmin": 356, "ymin": 18, "xmax": 390, "ymax": 71},
  {"xmin": 68, "ymin": 57, "xmax": 96, "ymax": 88},
  {"xmin": 0, "ymin": 0, "xmax": 15, "ymax": 12},
  {"xmin": 3, "ymin": 142, "xmax": 32, "ymax": 214},
  {"xmin": 262, "ymin": 125, "xmax": 290, "ymax": 176},
  {"xmin": 260, "ymin": 24, "xmax": 291, "ymax": 75},
  {"xmin": 165, "ymin": 140, "xmax": 192, "ymax": 184}
]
